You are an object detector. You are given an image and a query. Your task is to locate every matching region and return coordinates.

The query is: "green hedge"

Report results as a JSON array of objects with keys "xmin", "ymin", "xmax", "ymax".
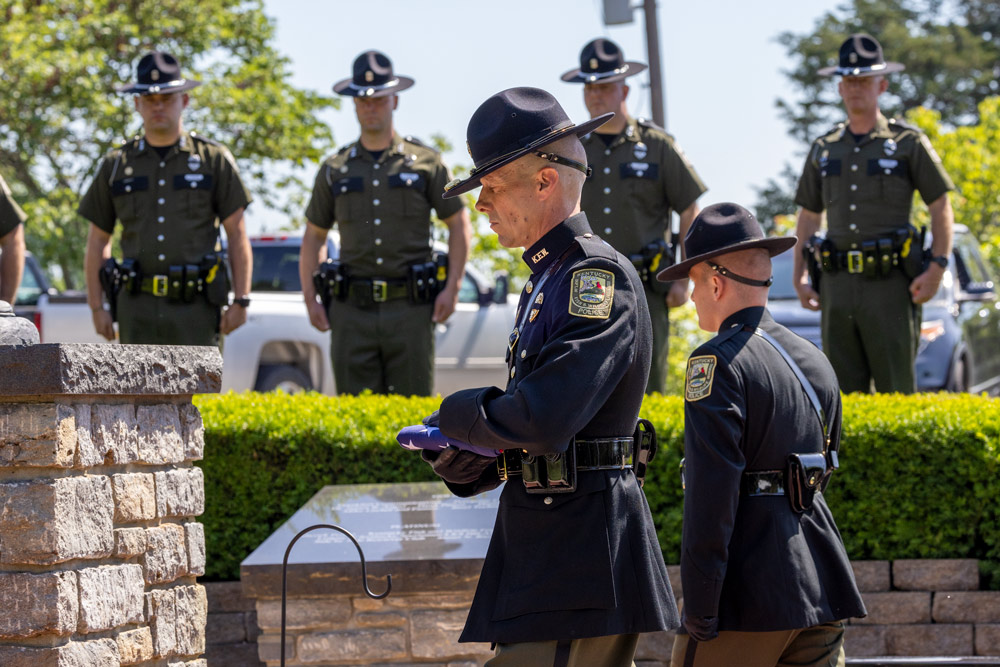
[{"xmin": 194, "ymin": 391, "xmax": 1000, "ymax": 584}]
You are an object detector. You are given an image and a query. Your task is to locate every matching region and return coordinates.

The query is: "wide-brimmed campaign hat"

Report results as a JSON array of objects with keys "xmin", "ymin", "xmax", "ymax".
[
  {"xmin": 818, "ymin": 33, "xmax": 905, "ymax": 77},
  {"xmin": 561, "ymin": 38, "xmax": 647, "ymax": 84},
  {"xmin": 442, "ymin": 87, "xmax": 613, "ymax": 199},
  {"xmin": 656, "ymin": 203, "xmax": 796, "ymax": 282},
  {"xmin": 332, "ymin": 50, "xmax": 415, "ymax": 97},
  {"xmin": 116, "ymin": 51, "xmax": 201, "ymax": 95}
]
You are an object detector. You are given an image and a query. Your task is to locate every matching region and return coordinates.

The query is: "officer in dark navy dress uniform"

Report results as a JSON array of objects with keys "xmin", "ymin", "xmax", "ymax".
[
  {"xmin": 657, "ymin": 203, "xmax": 866, "ymax": 666},
  {"xmin": 420, "ymin": 87, "xmax": 678, "ymax": 667}
]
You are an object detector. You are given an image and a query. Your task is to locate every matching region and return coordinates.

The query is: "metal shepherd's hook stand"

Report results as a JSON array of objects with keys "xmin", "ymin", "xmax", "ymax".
[{"xmin": 280, "ymin": 524, "xmax": 392, "ymax": 667}]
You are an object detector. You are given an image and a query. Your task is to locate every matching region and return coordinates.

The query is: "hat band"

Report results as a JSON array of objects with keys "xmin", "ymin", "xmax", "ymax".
[
  {"xmin": 708, "ymin": 261, "xmax": 773, "ymax": 287},
  {"xmin": 834, "ymin": 61, "xmax": 888, "ymax": 76},
  {"xmin": 131, "ymin": 79, "xmax": 189, "ymax": 94},
  {"xmin": 469, "ymin": 119, "xmax": 575, "ymax": 176},
  {"xmin": 348, "ymin": 78, "xmax": 399, "ymax": 92},
  {"xmin": 582, "ymin": 64, "xmax": 630, "ymax": 83}
]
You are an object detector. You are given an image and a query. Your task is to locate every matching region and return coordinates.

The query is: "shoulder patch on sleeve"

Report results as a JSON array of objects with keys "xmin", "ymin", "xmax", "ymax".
[
  {"xmin": 569, "ymin": 268, "xmax": 614, "ymax": 319},
  {"xmin": 685, "ymin": 355, "xmax": 717, "ymax": 402}
]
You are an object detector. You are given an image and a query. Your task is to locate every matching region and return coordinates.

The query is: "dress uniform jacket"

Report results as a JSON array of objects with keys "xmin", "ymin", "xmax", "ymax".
[
  {"xmin": 78, "ymin": 131, "xmax": 252, "ymax": 345},
  {"xmin": 437, "ymin": 213, "xmax": 679, "ymax": 643},
  {"xmin": 0, "ymin": 174, "xmax": 27, "ymax": 238},
  {"xmin": 582, "ymin": 118, "xmax": 706, "ymax": 394},
  {"xmin": 680, "ymin": 306, "xmax": 866, "ymax": 631},
  {"xmin": 305, "ymin": 134, "xmax": 463, "ymax": 279}
]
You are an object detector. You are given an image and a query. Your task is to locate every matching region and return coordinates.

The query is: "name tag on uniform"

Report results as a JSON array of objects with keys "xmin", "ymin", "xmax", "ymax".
[
  {"xmin": 619, "ymin": 162, "xmax": 659, "ymax": 180},
  {"xmin": 331, "ymin": 177, "xmax": 364, "ymax": 196},
  {"xmin": 389, "ymin": 172, "xmax": 424, "ymax": 188},
  {"xmin": 112, "ymin": 176, "xmax": 149, "ymax": 195},
  {"xmin": 867, "ymin": 158, "xmax": 908, "ymax": 177},
  {"xmin": 173, "ymin": 174, "xmax": 213, "ymax": 190}
]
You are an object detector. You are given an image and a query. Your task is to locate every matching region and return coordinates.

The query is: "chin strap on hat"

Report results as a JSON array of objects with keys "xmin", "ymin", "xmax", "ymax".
[
  {"xmin": 708, "ymin": 261, "xmax": 773, "ymax": 287},
  {"xmin": 533, "ymin": 150, "xmax": 592, "ymax": 177}
]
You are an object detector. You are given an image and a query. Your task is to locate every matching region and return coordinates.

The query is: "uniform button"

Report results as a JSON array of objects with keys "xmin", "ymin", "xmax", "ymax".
[
  {"xmin": 374, "ymin": 218, "xmax": 381, "ymax": 225},
  {"xmin": 375, "ymin": 238, "xmax": 382, "ymax": 246},
  {"xmin": 157, "ymin": 235, "xmax": 164, "ymax": 241},
  {"xmin": 373, "ymin": 199, "xmax": 380, "ymax": 206},
  {"xmin": 157, "ymin": 254, "xmax": 165, "ymax": 261},
  {"xmin": 821, "ymin": 170, "xmax": 827, "ymax": 177},
  {"xmin": 510, "ymin": 367, "xmax": 515, "ymax": 378},
  {"xmin": 373, "ymin": 163, "xmax": 380, "ymax": 170},
  {"xmin": 543, "ymin": 496, "xmax": 553, "ymax": 505},
  {"xmin": 849, "ymin": 223, "xmax": 858, "ymax": 231},
  {"xmin": 603, "ymin": 187, "xmax": 611, "ymax": 194},
  {"xmin": 603, "ymin": 207, "xmax": 611, "ymax": 214},
  {"xmin": 159, "ymin": 161, "xmax": 166, "ymax": 168},
  {"xmin": 158, "ymin": 179, "xmax": 165, "ymax": 186},
  {"xmin": 376, "ymin": 257, "xmax": 383, "ymax": 265},
  {"xmin": 125, "ymin": 185, "xmax": 132, "ymax": 193},
  {"xmin": 340, "ymin": 166, "xmax": 348, "ymax": 173},
  {"xmin": 603, "ymin": 167, "xmax": 611, "ymax": 175},
  {"xmin": 884, "ymin": 169, "xmax": 891, "ymax": 175},
  {"xmin": 520, "ymin": 350, "xmax": 526, "ymax": 359},
  {"xmin": 854, "ymin": 147, "xmax": 860, "ymax": 153},
  {"xmin": 158, "ymin": 216, "xmax": 165, "ymax": 223},
  {"xmin": 372, "ymin": 179, "xmax": 380, "ymax": 186},
  {"xmin": 604, "ymin": 149, "xmax": 611, "ymax": 156},
  {"xmin": 851, "ymin": 164, "xmax": 858, "ymax": 172},
  {"xmin": 190, "ymin": 182, "xmax": 197, "ymax": 189},
  {"xmin": 849, "ymin": 204, "xmax": 857, "ymax": 211},
  {"xmin": 604, "ymin": 227, "xmax": 612, "ymax": 234},
  {"xmin": 851, "ymin": 184, "xmax": 858, "ymax": 191},
  {"xmin": 341, "ymin": 186, "xmax": 347, "ymax": 193}
]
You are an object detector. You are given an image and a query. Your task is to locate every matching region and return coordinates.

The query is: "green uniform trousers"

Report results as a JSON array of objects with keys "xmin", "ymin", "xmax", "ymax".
[
  {"xmin": 117, "ymin": 292, "xmax": 219, "ymax": 346},
  {"xmin": 671, "ymin": 621, "xmax": 845, "ymax": 667},
  {"xmin": 646, "ymin": 282, "xmax": 669, "ymax": 395},
  {"xmin": 487, "ymin": 634, "xmax": 638, "ymax": 667},
  {"xmin": 820, "ymin": 270, "xmax": 919, "ymax": 394},
  {"xmin": 328, "ymin": 298, "xmax": 434, "ymax": 396}
]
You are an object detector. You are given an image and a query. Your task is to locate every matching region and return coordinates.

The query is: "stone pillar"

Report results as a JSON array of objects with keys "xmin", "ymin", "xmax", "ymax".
[{"xmin": 0, "ymin": 343, "xmax": 221, "ymax": 666}]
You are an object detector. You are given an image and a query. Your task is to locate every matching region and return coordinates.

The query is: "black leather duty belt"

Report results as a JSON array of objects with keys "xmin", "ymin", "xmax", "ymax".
[
  {"xmin": 347, "ymin": 278, "xmax": 409, "ymax": 306},
  {"xmin": 497, "ymin": 437, "xmax": 633, "ymax": 480},
  {"xmin": 742, "ymin": 470, "xmax": 785, "ymax": 497}
]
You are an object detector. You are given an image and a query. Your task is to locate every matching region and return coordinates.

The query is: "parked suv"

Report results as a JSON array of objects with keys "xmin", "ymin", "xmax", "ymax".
[{"xmin": 768, "ymin": 224, "xmax": 1000, "ymax": 394}]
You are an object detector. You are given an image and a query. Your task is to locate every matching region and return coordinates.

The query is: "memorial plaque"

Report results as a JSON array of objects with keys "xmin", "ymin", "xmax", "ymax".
[{"xmin": 241, "ymin": 482, "xmax": 501, "ymax": 597}]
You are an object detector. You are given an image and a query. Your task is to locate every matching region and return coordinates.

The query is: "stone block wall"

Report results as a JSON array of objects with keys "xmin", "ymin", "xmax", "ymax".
[{"xmin": 0, "ymin": 343, "xmax": 220, "ymax": 666}]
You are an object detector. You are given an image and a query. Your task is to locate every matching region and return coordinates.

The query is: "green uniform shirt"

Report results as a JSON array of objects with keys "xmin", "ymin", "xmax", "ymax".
[
  {"xmin": 794, "ymin": 115, "xmax": 954, "ymax": 249},
  {"xmin": 581, "ymin": 117, "xmax": 707, "ymax": 255},
  {"xmin": 78, "ymin": 130, "xmax": 252, "ymax": 274},
  {"xmin": 0, "ymin": 173, "xmax": 27, "ymax": 238},
  {"xmin": 305, "ymin": 133, "xmax": 463, "ymax": 279}
]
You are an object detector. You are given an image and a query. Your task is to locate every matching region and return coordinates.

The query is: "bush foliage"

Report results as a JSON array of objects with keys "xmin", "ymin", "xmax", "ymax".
[{"xmin": 195, "ymin": 391, "xmax": 1000, "ymax": 583}]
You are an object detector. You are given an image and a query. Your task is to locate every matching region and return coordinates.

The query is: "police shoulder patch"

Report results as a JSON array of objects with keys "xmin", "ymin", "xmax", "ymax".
[
  {"xmin": 685, "ymin": 355, "xmax": 717, "ymax": 402},
  {"xmin": 568, "ymin": 268, "xmax": 614, "ymax": 319}
]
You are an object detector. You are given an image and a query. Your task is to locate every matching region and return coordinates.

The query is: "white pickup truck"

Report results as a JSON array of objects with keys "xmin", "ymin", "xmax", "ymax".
[{"xmin": 31, "ymin": 235, "xmax": 520, "ymax": 396}]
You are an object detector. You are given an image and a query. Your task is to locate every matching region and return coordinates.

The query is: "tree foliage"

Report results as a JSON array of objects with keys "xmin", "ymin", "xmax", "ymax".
[
  {"xmin": 0, "ymin": 0, "xmax": 335, "ymax": 288},
  {"xmin": 755, "ymin": 0, "xmax": 1000, "ymax": 220}
]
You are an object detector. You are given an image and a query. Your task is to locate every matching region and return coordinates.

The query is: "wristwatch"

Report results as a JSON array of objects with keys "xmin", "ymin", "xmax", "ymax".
[
  {"xmin": 930, "ymin": 255, "xmax": 949, "ymax": 269},
  {"xmin": 232, "ymin": 297, "xmax": 251, "ymax": 308}
]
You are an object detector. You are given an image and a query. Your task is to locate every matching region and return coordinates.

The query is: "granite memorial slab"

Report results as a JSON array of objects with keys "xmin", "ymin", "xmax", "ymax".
[{"xmin": 241, "ymin": 482, "xmax": 501, "ymax": 597}]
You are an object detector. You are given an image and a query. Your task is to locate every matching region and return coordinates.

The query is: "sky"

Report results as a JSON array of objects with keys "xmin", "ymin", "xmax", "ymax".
[{"xmin": 247, "ymin": 0, "xmax": 845, "ymax": 233}]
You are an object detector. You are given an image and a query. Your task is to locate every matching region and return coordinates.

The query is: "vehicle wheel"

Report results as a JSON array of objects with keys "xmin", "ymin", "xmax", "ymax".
[
  {"xmin": 945, "ymin": 355, "xmax": 968, "ymax": 393},
  {"xmin": 255, "ymin": 365, "xmax": 313, "ymax": 393}
]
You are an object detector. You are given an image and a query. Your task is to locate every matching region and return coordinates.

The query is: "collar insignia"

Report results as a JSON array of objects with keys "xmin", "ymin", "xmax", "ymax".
[{"xmin": 531, "ymin": 248, "xmax": 549, "ymax": 264}]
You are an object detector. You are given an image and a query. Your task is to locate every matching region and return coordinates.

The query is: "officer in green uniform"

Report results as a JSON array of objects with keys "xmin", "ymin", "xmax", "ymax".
[
  {"xmin": 80, "ymin": 51, "xmax": 253, "ymax": 346},
  {"xmin": 793, "ymin": 34, "xmax": 955, "ymax": 393},
  {"xmin": 300, "ymin": 50, "xmax": 471, "ymax": 396},
  {"xmin": 0, "ymin": 173, "xmax": 27, "ymax": 305},
  {"xmin": 561, "ymin": 38, "xmax": 707, "ymax": 394}
]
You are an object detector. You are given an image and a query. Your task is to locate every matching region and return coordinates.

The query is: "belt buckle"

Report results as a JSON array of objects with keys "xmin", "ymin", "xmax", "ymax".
[
  {"xmin": 846, "ymin": 250, "xmax": 864, "ymax": 274},
  {"xmin": 372, "ymin": 279, "xmax": 388, "ymax": 303},
  {"xmin": 152, "ymin": 275, "xmax": 168, "ymax": 297}
]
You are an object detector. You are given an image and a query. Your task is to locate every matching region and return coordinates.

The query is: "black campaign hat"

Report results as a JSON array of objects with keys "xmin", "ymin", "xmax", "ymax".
[
  {"xmin": 656, "ymin": 203, "xmax": 796, "ymax": 282},
  {"xmin": 442, "ymin": 87, "xmax": 613, "ymax": 199},
  {"xmin": 332, "ymin": 50, "xmax": 415, "ymax": 97},
  {"xmin": 561, "ymin": 38, "xmax": 647, "ymax": 84},
  {"xmin": 818, "ymin": 33, "xmax": 905, "ymax": 77},
  {"xmin": 116, "ymin": 51, "xmax": 201, "ymax": 95}
]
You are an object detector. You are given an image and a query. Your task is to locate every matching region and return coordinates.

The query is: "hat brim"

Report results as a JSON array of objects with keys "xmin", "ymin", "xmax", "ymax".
[
  {"xmin": 818, "ymin": 61, "xmax": 905, "ymax": 77},
  {"xmin": 656, "ymin": 236, "xmax": 797, "ymax": 282},
  {"xmin": 442, "ymin": 112, "xmax": 615, "ymax": 199},
  {"xmin": 333, "ymin": 75, "xmax": 415, "ymax": 97},
  {"xmin": 560, "ymin": 61, "xmax": 648, "ymax": 84},
  {"xmin": 116, "ymin": 79, "xmax": 201, "ymax": 95}
]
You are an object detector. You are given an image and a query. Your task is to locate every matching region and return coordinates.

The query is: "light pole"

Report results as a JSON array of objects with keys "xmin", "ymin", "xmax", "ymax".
[{"xmin": 602, "ymin": 0, "xmax": 667, "ymax": 129}]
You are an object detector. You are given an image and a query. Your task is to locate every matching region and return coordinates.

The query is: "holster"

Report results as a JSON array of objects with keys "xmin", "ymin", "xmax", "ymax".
[
  {"xmin": 98, "ymin": 258, "xmax": 122, "ymax": 322},
  {"xmin": 408, "ymin": 253, "xmax": 448, "ymax": 304},
  {"xmin": 312, "ymin": 260, "xmax": 344, "ymax": 312},
  {"xmin": 200, "ymin": 253, "xmax": 230, "ymax": 307},
  {"xmin": 523, "ymin": 443, "xmax": 577, "ymax": 494},
  {"xmin": 632, "ymin": 418, "xmax": 657, "ymax": 487},
  {"xmin": 785, "ymin": 452, "xmax": 830, "ymax": 513},
  {"xmin": 899, "ymin": 226, "xmax": 928, "ymax": 280},
  {"xmin": 119, "ymin": 258, "xmax": 141, "ymax": 295}
]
